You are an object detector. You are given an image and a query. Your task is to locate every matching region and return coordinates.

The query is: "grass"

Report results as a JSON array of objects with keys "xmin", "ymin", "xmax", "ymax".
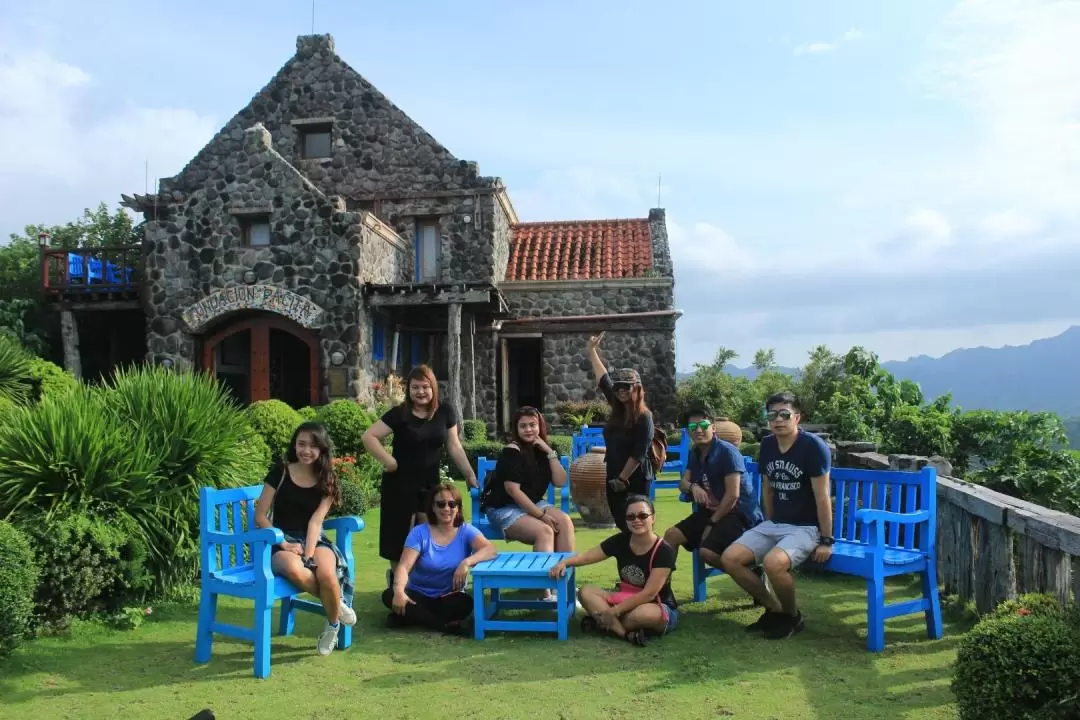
[{"xmin": 0, "ymin": 490, "xmax": 969, "ymax": 720}]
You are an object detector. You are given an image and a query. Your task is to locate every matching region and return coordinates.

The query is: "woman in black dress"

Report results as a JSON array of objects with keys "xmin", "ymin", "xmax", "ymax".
[
  {"xmin": 363, "ymin": 364, "xmax": 478, "ymax": 581},
  {"xmin": 586, "ymin": 331, "xmax": 655, "ymax": 533}
]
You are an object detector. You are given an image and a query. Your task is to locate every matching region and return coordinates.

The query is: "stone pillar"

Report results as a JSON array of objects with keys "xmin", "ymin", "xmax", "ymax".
[
  {"xmin": 464, "ymin": 312, "xmax": 476, "ymax": 419},
  {"xmin": 447, "ymin": 302, "xmax": 463, "ymax": 415},
  {"xmin": 60, "ymin": 309, "xmax": 82, "ymax": 379}
]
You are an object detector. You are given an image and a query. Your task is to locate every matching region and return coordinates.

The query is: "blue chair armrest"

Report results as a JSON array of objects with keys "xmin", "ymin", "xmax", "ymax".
[
  {"xmin": 324, "ymin": 516, "xmax": 364, "ymax": 533},
  {"xmin": 206, "ymin": 527, "xmax": 284, "ymax": 546},
  {"xmin": 854, "ymin": 509, "xmax": 930, "ymax": 525}
]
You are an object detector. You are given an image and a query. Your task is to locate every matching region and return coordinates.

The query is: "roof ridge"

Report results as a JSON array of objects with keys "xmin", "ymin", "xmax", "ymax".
[{"xmin": 512, "ymin": 217, "xmax": 649, "ymax": 227}]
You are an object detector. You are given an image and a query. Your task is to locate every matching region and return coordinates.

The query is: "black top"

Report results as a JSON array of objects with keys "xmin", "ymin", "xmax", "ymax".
[
  {"xmin": 483, "ymin": 444, "xmax": 553, "ymax": 510},
  {"xmin": 759, "ymin": 430, "xmax": 832, "ymax": 527},
  {"xmin": 599, "ymin": 533, "xmax": 677, "ymax": 609},
  {"xmin": 263, "ymin": 462, "xmax": 326, "ymax": 536},
  {"xmin": 598, "ymin": 373, "xmax": 655, "ymax": 482},
  {"xmin": 380, "ymin": 402, "xmax": 459, "ymax": 490}
]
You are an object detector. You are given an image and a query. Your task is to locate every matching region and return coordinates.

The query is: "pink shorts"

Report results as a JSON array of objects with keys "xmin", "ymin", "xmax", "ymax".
[{"xmin": 605, "ymin": 586, "xmax": 677, "ymax": 632}]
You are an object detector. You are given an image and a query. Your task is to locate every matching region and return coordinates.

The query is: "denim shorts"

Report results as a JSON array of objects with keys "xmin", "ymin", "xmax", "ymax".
[
  {"xmin": 734, "ymin": 521, "xmax": 821, "ymax": 568},
  {"xmin": 485, "ymin": 500, "xmax": 553, "ymax": 535}
]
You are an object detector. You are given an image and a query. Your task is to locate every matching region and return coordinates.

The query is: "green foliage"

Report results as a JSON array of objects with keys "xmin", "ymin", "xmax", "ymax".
[
  {"xmin": 25, "ymin": 357, "xmax": 78, "ymax": 403},
  {"xmin": 316, "ymin": 399, "xmax": 377, "ymax": 458},
  {"xmin": 25, "ymin": 513, "xmax": 152, "ymax": 630},
  {"xmin": 238, "ymin": 425, "xmax": 273, "ymax": 472},
  {"xmin": 333, "ymin": 454, "xmax": 382, "ymax": 517},
  {"xmin": 0, "ymin": 521, "xmax": 39, "ymax": 657},
  {"xmin": 548, "ymin": 434, "xmax": 572, "ymax": 458},
  {"xmin": 0, "ymin": 298, "xmax": 49, "ymax": 356},
  {"xmin": 739, "ymin": 442, "xmax": 761, "ymax": 461},
  {"xmin": 245, "ymin": 399, "xmax": 303, "ymax": 460},
  {"xmin": 990, "ymin": 592, "xmax": 1069, "ymax": 620},
  {"xmin": 0, "ymin": 334, "xmax": 32, "ymax": 406},
  {"xmin": 297, "ymin": 406, "xmax": 319, "ymax": 421},
  {"xmin": 444, "ymin": 440, "xmax": 507, "ymax": 480},
  {"xmin": 104, "ymin": 606, "xmax": 150, "ymax": 631},
  {"xmin": 462, "ymin": 418, "xmax": 488, "ymax": 443},
  {"xmin": 880, "ymin": 402, "xmax": 955, "ymax": 457},
  {"xmin": 553, "ymin": 400, "xmax": 610, "ymax": 428},
  {"xmin": 953, "ymin": 607, "xmax": 1080, "ymax": 720}
]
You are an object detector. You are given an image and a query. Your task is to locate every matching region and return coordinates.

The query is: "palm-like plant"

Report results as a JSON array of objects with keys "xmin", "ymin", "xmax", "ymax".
[{"xmin": 0, "ymin": 335, "xmax": 32, "ymax": 406}]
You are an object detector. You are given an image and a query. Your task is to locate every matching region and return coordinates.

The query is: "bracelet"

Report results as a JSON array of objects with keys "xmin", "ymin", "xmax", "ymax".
[{"xmin": 547, "ymin": 451, "xmax": 558, "ymax": 461}]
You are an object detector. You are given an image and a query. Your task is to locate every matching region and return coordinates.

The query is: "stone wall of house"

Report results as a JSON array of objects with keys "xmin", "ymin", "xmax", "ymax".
[
  {"xmin": 144, "ymin": 124, "xmax": 408, "ymax": 402},
  {"xmin": 490, "ymin": 192, "xmax": 513, "ymax": 282},
  {"xmin": 168, "ymin": 34, "xmax": 488, "ymax": 199},
  {"xmin": 498, "ymin": 278, "xmax": 679, "ymax": 425}
]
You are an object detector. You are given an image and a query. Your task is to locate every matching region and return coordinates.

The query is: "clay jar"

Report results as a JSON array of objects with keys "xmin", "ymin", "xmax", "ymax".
[
  {"xmin": 713, "ymin": 417, "xmax": 743, "ymax": 446},
  {"xmin": 569, "ymin": 447, "xmax": 615, "ymax": 529}
]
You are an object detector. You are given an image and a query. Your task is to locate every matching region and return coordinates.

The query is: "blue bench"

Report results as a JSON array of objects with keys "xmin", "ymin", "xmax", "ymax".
[
  {"xmin": 469, "ymin": 455, "xmax": 572, "ymax": 541},
  {"xmin": 684, "ymin": 464, "xmax": 943, "ymax": 652},
  {"xmin": 194, "ymin": 485, "xmax": 364, "ymax": 678}
]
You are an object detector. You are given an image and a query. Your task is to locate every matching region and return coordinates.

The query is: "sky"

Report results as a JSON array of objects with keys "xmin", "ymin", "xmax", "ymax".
[{"xmin": 1, "ymin": 0, "xmax": 1078, "ymax": 371}]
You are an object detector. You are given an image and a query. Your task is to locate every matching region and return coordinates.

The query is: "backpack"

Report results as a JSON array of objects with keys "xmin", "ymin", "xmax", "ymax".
[{"xmin": 648, "ymin": 427, "xmax": 667, "ymax": 476}]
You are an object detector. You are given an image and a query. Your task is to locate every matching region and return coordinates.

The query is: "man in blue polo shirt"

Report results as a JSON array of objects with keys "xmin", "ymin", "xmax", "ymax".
[
  {"xmin": 663, "ymin": 406, "xmax": 763, "ymax": 573},
  {"xmin": 721, "ymin": 391, "xmax": 834, "ymax": 640}
]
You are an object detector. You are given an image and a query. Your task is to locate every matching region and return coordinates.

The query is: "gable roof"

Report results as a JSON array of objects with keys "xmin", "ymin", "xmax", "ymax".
[{"xmin": 506, "ymin": 218, "xmax": 654, "ymax": 281}]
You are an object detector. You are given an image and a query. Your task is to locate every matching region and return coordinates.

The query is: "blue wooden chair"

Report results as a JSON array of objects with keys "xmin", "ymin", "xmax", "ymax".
[
  {"xmin": 651, "ymin": 428, "xmax": 691, "ymax": 499},
  {"xmin": 470, "ymin": 455, "xmax": 572, "ymax": 541},
  {"xmin": 67, "ymin": 253, "xmax": 85, "ymax": 285},
  {"xmin": 681, "ymin": 458, "xmax": 763, "ymax": 601},
  {"xmin": 194, "ymin": 485, "xmax": 364, "ymax": 679},
  {"xmin": 87, "ymin": 256, "xmax": 104, "ymax": 283}
]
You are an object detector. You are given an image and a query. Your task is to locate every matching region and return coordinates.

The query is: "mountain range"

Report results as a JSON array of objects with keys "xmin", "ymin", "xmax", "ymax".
[{"xmin": 681, "ymin": 325, "xmax": 1080, "ymax": 421}]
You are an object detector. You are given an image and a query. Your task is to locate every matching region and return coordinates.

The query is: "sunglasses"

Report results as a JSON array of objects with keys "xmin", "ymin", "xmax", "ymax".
[
  {"xmin": 613, "ymin": 382, "xmax": 635, "ymax": 392},
  {"xmin": 766, "ymin": 409, "xmax": 794, "ymax": 421},
  {"xmin": 625, "ymin": 512, "xmax": 652, "ymax": 522},
  {"xmin": 687, "ymin": 420, "xmax": 711, "ymax": 432},
  {"xmin": 435, "ymin": 500, "xmax": 459, "ymax": 509}
]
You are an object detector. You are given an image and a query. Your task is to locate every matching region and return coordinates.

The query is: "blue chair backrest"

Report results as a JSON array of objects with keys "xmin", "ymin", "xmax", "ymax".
[
  {"xmin": 572, "ymin": 428, "xmax": 606, "ymax": 460},
  {"xmin": 477, "ymin": 457, "xmax": 498, "ymax": 488},
  {"xmin": 199, "ymin": 485, "xmax": 262, "ymax": 579},
  {"xmin": 67, "ymin": 253, "xmax": 84, "ymax": 278},
  {"xmin": 829, "ymin": 466, "xmax": 936, "ymax": 553}
]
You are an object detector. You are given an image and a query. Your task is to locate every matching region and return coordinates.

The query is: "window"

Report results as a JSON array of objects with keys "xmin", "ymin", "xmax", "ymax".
[
  {"xmin": 241, "ymin": 216, "xmax": 271, "ymax": 246},
  {"xmin": 300, "ymin": 126, "xmax": 332, "ymax": 159},
  {"xmin": 372, "ymin": 322, "xmax": 385, "ymax": 361},
  {"xmin": 416, "ymin": 221, "xmax": 440, "ymax": 282}
]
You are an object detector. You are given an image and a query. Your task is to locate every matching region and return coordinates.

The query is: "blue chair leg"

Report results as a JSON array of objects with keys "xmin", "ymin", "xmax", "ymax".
[
  {"xmin": 473, "ymin": 577, "xmax": 486, "ymax": 640},
  {"xmin": 866, "ymin": 574, "xmax": 886, "ymax": 652},
  {"xmin": 556, "ymin": 572, "xmax": 570, "ymax": 641},
  {"xmin": 194, "ymin": 590, "xmax": 217, "ymax": 664},
  {"xmin": 922, "ymin": 561, "xmax": 944, "ymax": 640},
  {"xmin": 253, "ymin": 598, "xmax": 274, "ymax": 679},
  {"xmin": 278, "ymin": 596, "xmax": 296, "ymax": 636},
  {"xmin": 692, "ymin": 550, "xmax": 707, "ymax": 603},
  {"xmin": 338, "ymin": 591, "xmax": 353, "ymax": 650}
]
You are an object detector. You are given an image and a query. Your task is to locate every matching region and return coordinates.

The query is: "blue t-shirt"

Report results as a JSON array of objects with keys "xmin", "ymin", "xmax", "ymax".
[
  {"xmin": 686, "ymin": 437, "xmax": 763, "ymax": 527},
  {"xmin": 759, "ymin": 430, "xmax": 831, "ymax": 526},
  {"xmin": 404, "ymin": 523, "xmax": 481, "ymax": 597}
]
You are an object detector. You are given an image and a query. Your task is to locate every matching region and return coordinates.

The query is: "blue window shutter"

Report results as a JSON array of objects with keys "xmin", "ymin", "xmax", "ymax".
[{"xmin": 373, "ymin": 323, "xmax": 385, "ymax": 361}]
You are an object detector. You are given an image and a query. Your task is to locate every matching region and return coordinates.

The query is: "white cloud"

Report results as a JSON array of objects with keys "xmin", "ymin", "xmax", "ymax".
[{"xmin": 0, "ymin": 48, "xmax": 217, "ymax": 237}]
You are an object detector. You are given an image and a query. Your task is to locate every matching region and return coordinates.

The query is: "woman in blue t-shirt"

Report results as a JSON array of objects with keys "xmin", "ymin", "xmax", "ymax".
[{"xmin": 382, "ymin": 482, "xmax": 497, "ymax": 634}]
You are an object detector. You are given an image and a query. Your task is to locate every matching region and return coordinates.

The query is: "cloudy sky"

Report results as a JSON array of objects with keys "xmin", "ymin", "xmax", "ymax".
[{"xmin": 2, "ymin": 0, "xmax": 1078, "ymax": 371}]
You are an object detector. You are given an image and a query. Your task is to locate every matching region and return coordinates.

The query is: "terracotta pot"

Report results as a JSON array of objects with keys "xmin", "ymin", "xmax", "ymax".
[
  {"xmin": 570, "ymin": 447, "xmax": 615, "ymax": 529},
  {"xmin": 714, "ymin": 417, "xmax": 743, "ymax": 446}
]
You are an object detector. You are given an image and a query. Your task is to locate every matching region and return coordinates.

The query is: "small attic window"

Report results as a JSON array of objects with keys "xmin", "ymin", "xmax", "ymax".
[
  {"xmin": 241, "ymin": 215, "xmax": 271, "ymax": 246},
  {"xmin": 300, "ymin": 124, "xmax": 332, "ymax": 159}
]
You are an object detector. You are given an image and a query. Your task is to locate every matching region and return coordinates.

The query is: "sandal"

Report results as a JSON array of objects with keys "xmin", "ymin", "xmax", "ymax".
[
  {"xmin": 580, "ymin": 616, "xmax": 599, "ymax": 634},
  {"xmin": 625, "ymin": 629, "xmax": 649, "ymax": 647}
]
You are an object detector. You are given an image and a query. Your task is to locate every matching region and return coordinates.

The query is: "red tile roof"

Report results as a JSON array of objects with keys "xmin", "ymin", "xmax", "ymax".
[{"xmin": 507, "ymin": 218, "xmax": 654, "ymax": 281}]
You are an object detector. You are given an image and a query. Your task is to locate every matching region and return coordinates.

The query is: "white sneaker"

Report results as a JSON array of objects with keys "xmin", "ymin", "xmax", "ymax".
[
  {"xmin": 317, "ymin": 622, "xmax": 340, "ymax": 656},
  {"xmin": 339, "ymin": 600, "xmax": 357, "ymax": 626}
]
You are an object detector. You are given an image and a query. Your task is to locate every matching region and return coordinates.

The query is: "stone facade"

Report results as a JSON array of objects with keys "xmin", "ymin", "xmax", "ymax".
[{"xmin": 125, "ymin": 33, "xmax": 678, "ymax": 426}]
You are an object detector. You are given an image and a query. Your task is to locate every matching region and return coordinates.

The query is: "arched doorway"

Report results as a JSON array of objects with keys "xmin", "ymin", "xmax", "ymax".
[{"xmin": 200, "ymin": 314, "xmax": 320, "ymax": 408}]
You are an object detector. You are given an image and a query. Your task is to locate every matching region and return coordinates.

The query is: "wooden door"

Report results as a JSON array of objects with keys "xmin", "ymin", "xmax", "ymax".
[{"xmin": 250, "ymin": 326, "xmax": 270, "ymax": 402}]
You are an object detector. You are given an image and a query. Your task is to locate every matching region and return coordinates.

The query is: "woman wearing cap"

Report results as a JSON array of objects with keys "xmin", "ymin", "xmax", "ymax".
[{"xmin": 586, "ymin": 332, "xmax": 656, "ymax": 533}]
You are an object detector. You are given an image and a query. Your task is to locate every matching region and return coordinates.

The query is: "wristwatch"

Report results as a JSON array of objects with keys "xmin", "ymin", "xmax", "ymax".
[{"xmin": 819, "ymin": 536, "xmax": 835, "ymax": 546}]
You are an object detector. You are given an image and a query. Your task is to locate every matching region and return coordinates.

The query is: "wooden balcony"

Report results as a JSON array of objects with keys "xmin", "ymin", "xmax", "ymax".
[{"xmin": 41, "ymin": 245, "xmax": 142, "ymax": 306}]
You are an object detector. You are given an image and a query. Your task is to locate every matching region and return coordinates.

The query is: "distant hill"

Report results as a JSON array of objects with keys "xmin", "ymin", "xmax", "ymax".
[{"xmin": 676, "ymin": 326, "xmax": 1080, "ymax": 440}]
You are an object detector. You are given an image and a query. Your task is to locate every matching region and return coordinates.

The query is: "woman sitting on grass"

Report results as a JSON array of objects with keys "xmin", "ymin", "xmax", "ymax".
[
  {"xmin": 550, "ymin": 495, "xmax": 678, "ymax": 647},
  {"xmin": 255, "ymin": 421, "xmax": 354, "ymax": 657},
  {"xmin": 383, "ymin": 481, "xmax": 497, "ymax": 635}
]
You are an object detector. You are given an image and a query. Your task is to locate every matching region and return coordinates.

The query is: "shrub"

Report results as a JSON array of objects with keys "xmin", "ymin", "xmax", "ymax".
[
  {"xmin": 739, "ymin": 442, "xmax": 761, "ymax": 461},
  {"xmin": 0, "ymin": 521, "xmax": 38, "ymax": 657},
  {"xmin": 333, "ymin": 453, "xmax": 382, "ymax": 517},
  {"xmin": 297, "ymin": 406, "xmax": 319, "ymax": 421},
  {"xmin": 239, "ymin": 425, "xmax": 273, "ymax": 472},
  {"xmin": 548, "ymin": 434, "xmax": 572, "ymax": 458},
  {"xmin": 25, "ymin": 357, "xmax": 79, "ymax": 403},
  {"xmin": 317, "ymin": 399, "xmax": 377, "ymax": 458},
  {"xmin": 101, "ymin": 365, "xmax": 267, "ymax": 589},
  {"xmin": 953, "ymin": 610, "xmax": 1080, "ymax": 720},
  {"xmin": 554, "ymin": 400, "xmax": 609, "ymax": 428},
  {"xmin": 990, "ymin": 592, "xmax": 1067, "ymax": 621},
  {"xmin": 462, "ymin": 418, "xmax": 488, "ymax": 443},
  {"xmin": 245, "ymin": 399, "xmax": 303, "ymax": 460},
  {"xmin": 445, "ymin": 440, "xmax": 506, "ymax": 480},
  {"xmin": 26, "ymin": 513, "xmax": 152, "ymax": 631},
  {"xmin": 0, "ymin": 334, "xmax": 31, "ymax": 406}
]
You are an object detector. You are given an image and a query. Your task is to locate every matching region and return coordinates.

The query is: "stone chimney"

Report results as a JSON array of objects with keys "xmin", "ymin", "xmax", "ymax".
[
  {"xmin": 648, "ymin": 208, "xmax": 673, "ymax": 278},
  {"xmin": 243, "ymin": 123, "xmax": 272, "ymax": 153},
  {"xmin": 296, "ymin": 34, "xmax": 335, "ymax": 59}
]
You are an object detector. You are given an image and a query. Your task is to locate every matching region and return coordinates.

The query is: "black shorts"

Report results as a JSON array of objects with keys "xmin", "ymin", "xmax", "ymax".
[{"xmin": 673, "ymin": 509, "xmax": 748, "ymax": 556}]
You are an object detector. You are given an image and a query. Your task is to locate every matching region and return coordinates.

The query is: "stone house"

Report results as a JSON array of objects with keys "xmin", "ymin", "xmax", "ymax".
[{"xmin": 100, "ymin": 34, "xmax": 679, "ymax": 432}]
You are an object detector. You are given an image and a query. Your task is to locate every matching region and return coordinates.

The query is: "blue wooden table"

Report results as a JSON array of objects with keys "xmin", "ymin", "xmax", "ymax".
[{"xmin": 471, "ymin": 552, "xmax": 576, "ymax": 641}]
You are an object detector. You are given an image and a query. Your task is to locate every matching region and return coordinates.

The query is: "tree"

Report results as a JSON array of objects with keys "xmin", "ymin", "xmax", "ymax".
[{"xmin": 752, "ymin": 348, "xmax": 776, "ymax": 372}]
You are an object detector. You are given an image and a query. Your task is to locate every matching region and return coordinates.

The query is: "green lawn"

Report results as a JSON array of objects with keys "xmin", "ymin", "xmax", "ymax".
[{"xmin": 0, "ymin": 491, "xmax": 966, "ymax": 720}]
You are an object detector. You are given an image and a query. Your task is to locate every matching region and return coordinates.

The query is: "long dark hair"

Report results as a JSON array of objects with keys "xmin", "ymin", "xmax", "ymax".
[
  {"xmin": 286, "ymin": 421, "xmax": 341, "ymax": 507},
  {"xmin": 607, "ymin": 382, "xmax": 650, "ymax": 431},
  {"xmin": 509, "ymin": 406, "xmax": 549, "ymax": 467}
]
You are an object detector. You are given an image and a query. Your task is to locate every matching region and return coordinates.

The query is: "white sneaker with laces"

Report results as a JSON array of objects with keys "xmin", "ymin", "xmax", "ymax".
[
  {"xmin": 317, "ymin": 622, "xmax": 340, "ymax": 656},
  {"xmin": 339, "ymin": 600, "xmax": 357, "ymax": 626}
]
